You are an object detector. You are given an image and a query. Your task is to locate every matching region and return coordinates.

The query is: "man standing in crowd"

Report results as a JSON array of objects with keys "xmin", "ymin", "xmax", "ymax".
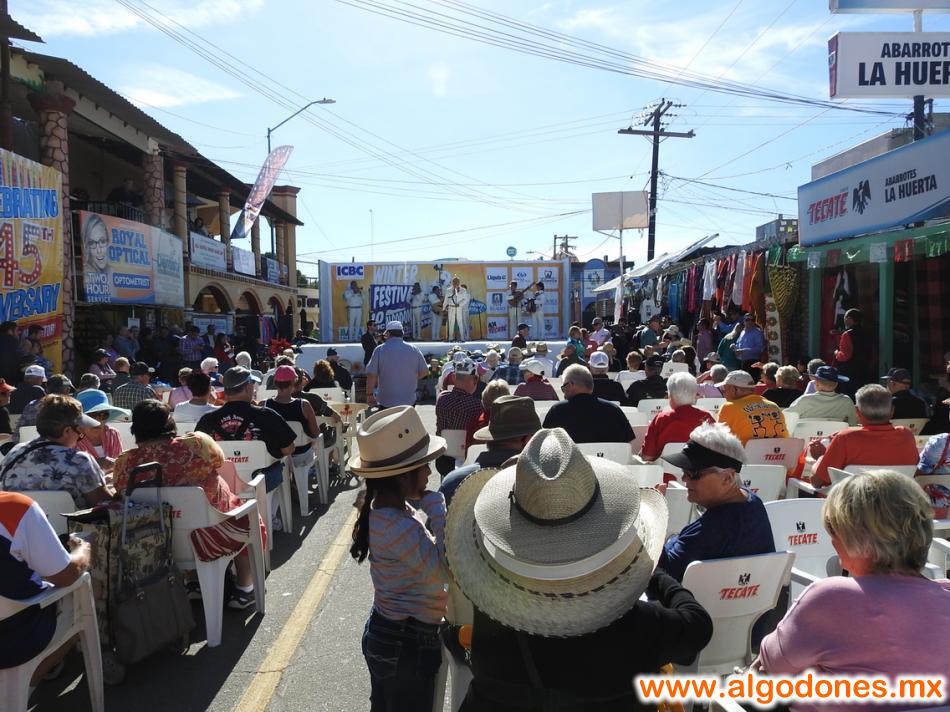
[
  {"xmin": 810, "ymin": 384, "xmax": 920, "ymax": 487},
  {"xmin": 639, "ymin": 373, "xmax": 714, "ymax": 462},
  {"xmin": 881, "ymin": 368, "xmax": 929, "ymax": 420},
  {"xmin": 409, "ymin": 282, "xmax": 425, "ymax": 340},
  {"xmin": 180, "ymin": 325, "xmax": 204, "ymax": 370},
  {"xmin": 637, "ymin": 315, "xmax": 661, "ymax": 349},
  {"xmin": 361, "ymin": 320, "xmax": 379, "ymax": 365},
  {"xmin": 365, "ymin": 321, "xmax": 428, "ymax": 408},
  {"xmin": 589, "ymin": 351, "xmax": 626, "ymax": 403},
  {"xmin": 625, "ymin": 354, "xmax": 668, "ymax": 406},
  {"xmin": 113, "ymin": 326, "xmax": 137, "ymax": 361},
  {"xmin": 510, "ymin": 322, "xmax": 529, "ymax": 349},
  {"xmin": 325, "ymin": 348, "xmax": 352, "ymax": 391},
  {"xmin": 589, "ymin": 317, "xmax": 611, "ymax": 347},
  {"xmin": 716, "ymin": 370, "xmax": 788, "ymax": 445},
  {"xmin": 428, "ymin": 285, "xmax": 444, "ymax": 341},
  {"xmin": 112, "ymin": 362, "xmax": 156, "ymax": 410},
  {"xmin": 513, "ymin": 359, "xmax": 558, "ymax": 401},
  {"xmin": 202, "ymin": 324, "xmax": 217, "ymax": 357},
  {"xmin": 833, "ymin": 308, "xmax": 868, "ymax": 397},
  {"xmin": 9, "ymin": 365, "xmax": 46, "ymax": 415},
  {"xmin": 732, "ymin": 314, "xmax": 767, "ymax": 380},
  {"xmin": 0, "ymin": 321, "xmax": 20, "ymax": 384},
  {"xmin": 543, "ymin": 364, "xmax": 634, "ymax": 444},
  {"xmin": 434, "ymin": 359, "xmax": 483, "ymax": 475},
  {"xmin": 787, "ymin": 366, "xmax": 858, "ymax": 425},
  {"xmin": 343, "ymin": 280, "xmax": 364, "ymax": 342}
]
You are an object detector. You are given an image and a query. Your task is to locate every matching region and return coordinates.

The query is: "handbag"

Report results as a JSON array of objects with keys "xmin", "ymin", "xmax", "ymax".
[{"xmin": 112, "ymin": 462, "xmax": 195, "ymax": 665}]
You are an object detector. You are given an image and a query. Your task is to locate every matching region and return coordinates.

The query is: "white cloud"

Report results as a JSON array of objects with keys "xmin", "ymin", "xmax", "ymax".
[
  {"xmin": 16, "ymin": 0, "xmax": 264, "ymax": 37},
  {"xmin": 118, "ymin": 65, "xmax": 240, "ymax": 108},
  {"xmin": 427, "ymin": 63, "xmax": 451, "ymax": 97}
]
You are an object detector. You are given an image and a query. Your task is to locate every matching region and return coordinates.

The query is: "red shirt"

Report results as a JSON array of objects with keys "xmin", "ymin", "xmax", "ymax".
[
  {"xmin": 812, "ymin": 424, "xmax": 919, "ymax": 486},
  {"xmin": 640, "ymin": 405, "xmax": 714, "ymax": 461}
]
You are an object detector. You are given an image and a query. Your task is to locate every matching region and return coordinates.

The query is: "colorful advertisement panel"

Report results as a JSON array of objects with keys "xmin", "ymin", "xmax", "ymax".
[
  {"xmin": 79, "ymin": 211, "xmax": 184, "ymax": 307},
  {"xmin": 0, "ymin": 149, "xmax": 64, "ymax": 372},
  {"xmin": 318, "ymin": 260, "xmax": 569, "ymax": 343}
]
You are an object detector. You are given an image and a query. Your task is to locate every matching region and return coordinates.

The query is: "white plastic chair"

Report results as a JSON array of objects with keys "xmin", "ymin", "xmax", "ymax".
[
  {"xmin": 128, "ymin": 486, "xmax": 265, "ymax": 648},
  {"xmin": 621, "ymin": 407, "xmax": 649, "ymax": 426},
  {"xmin": 441, "ymin": 429, "xmax": 467, "ymax": 467},
  {"xmin": 664, "ymin": 482, "xmax": 696, "ymax": 538},
  {"xmin": 631, "ymin": 425, "xmax": 649, "ymax": 449},
  {"xmin": 18, "ymin": 425, "xmax": 38, "ymax": 442},
  {"xmin": 764, "ymin": 499, "xmax": 840, "ymax": 599},
  {"xmin": 916, "ymin": 435, "xmax": 932, "ymax": 452},
  {"xmin": 315, "ymin": 415, "xmax": 345, "ymax": 469},
  {"xmin": 463, "ymin": 444, "xmax": 488, "ymax": 465},
  {"xmin": 109, "ymin": 422, "xmax": 136, "ymax": 452},
  {"xmin": 738, "ymin": 464, "xmax": 786, "ymax": 502},
  {"xmin": 927, "ymin": 537, "xmax": 950, "ymax": 579},
  {"xmin": 176, "ymin": 422, "xmax": 197, "ymax": 435},
  {"xmin": 845, "ymin": 464, "xmax": 917, "ymax": 478},
  {"xmin": 637, "ymin": 398, "xmax": 670, "ymax": 418},
  {"xmin": 217, "ymin": 460, "xmax": 270, "ymax": 572},
  {"xmin": 743, "ymin": 437, "xmax": 806, "ymax": 472},
  {"xmin": 659, "ymin": 442, "xmax": 688, "ymax": 478},
  {"xmin": 286, "ymin": 422, "xmax": 328, "ymax": 512},
  {"xmin": 577, "ymin": 442, "xmax": 632, "ymax": 465},
  {"xmin": 0, "ymin": 572, "xmax": 103, "ymax": 712},
  {"xmin": 891, "ymin": 418, "xmax": 929, "ymax": 435},
  {"xmin": 791, "ymin": 420, "xmax": 849, "ymax": 441},
  {"xmin": 19, "ymin": 490, "xmax": 76, "ymax": 537},
  {"xmin": 216, "ymin": 440, "xmax": 290, "ymax": 550},
  {"xmin": 310, "ymin": 386, "xmax": 347, "ymax": 404},
  {"xmin": 696, "ymin": 398, "xmax": 727, "ymax": 418},
  {"xmin": 627, "ymin": 464, "xmax": 664, "ymax": 488},
  {"xmin": 680, "ymin": 551, "xmax": 795, "ymax": 675},
  {"xmin": 781, "ymin": 410, "xmax": 800, "ymax": 436}
]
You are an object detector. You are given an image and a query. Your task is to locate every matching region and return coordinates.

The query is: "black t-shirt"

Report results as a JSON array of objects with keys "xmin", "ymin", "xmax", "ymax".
[
  {"xmin": 511, "ymin": 335, "xmax": 527, "ymax": 349},
  {"xmin": 761, "ymin": 387, "xmax": 801, "ymax": 409},
  {"xmin": 892, "ymin": 389, "xmax": 928, "ymax": 420},
  {"xmin": 625, "ymin": 375, "xmax": 668, "ymax": 406},
  {"xmin": 542, "ymin": 394, "xmax": 634, "ymax": 443},
  {"xmin": 195, "ymin": 400, "xmax": 295, "ymax": 460},
  {"xmin": 592, "ymin": 375, "xmax": 627, "ymax": 403},
  {"xmin": 9, "ymin": 385, "xmax": 45, "ymax": 415},
  {"xmin": 330, "ymin": 361, "xmax": 353, "ymax": 390},
  {"xmin": 361, "ymin": 333, "xmax": 378, "ymax": 365}
]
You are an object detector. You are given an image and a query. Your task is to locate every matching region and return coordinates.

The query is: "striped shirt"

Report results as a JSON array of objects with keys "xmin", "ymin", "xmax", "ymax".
[{"xmin": 369, "ymin": 491, "xmax": 448, "ymax": 625}]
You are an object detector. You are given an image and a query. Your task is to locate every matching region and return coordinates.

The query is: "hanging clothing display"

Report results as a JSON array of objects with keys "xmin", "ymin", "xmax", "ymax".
[
  {"xmin": 732, "ymin": 250, "xmax": 746, "ymax": 308},
  {"xmin": 701, "ymin": 261, "xmax": 717, "ymax": 300}
]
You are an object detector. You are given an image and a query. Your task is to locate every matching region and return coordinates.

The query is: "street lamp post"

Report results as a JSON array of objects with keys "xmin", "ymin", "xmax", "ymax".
[{"xmin": 265, "ymin": 98, "xmax": 336, "ymax": 254}]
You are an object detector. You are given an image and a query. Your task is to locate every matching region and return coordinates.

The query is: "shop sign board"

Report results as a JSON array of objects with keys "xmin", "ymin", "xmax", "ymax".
[
  {"xmin": 232, "ymin": 245, "xmax": 256, "ymax": 276},
  {"xmin": 829, "ymin": 32, "xmax": 950, "ymax": 98},
  {"xmin": 798, "ymin": 129, "xmax": 950, "ymax": 245},
  {"xmin": 189, "ymin": 232, "xmax": 227, "ymax": 271},
  {"xmin": 0, "ymin": 149, "xmax": 65, "ymax": 372},
  {"xmin": 830, "ymin": 0, "xmax": 950, "ymax": 12},
  {"xmin": 79, "ymin": 211, "xmax": 184, "ymax": 307}
]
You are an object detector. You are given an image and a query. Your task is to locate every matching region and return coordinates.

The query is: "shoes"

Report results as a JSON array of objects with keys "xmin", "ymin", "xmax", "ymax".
[
  {"xmin": 227, "ymin": 588, "xmax": 255, "ymax": 610},
  {"xmin": 186, "ymin": 580, "xmax": 202, "ymax": 601}
]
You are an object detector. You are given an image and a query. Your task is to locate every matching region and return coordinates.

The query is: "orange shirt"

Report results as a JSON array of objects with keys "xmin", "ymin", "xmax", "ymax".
[
  {"xmin": 717, "ymin": 394, "xmax": 788, "ymax": 445},
  {"xmin": 812, "ymin": 424, "xmax": 919, "ymax": 486}
]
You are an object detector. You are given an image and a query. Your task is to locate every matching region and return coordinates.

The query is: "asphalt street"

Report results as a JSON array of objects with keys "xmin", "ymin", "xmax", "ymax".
[{"xmin": 33, "ymin": 407, "xmax": 452, "ymax": 712}]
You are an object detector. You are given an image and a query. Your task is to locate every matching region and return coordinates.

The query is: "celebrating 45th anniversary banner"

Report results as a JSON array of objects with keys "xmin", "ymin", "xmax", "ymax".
[{"xmin": 0, "ymin": 149, "xmax": 64, "ymax": 372}]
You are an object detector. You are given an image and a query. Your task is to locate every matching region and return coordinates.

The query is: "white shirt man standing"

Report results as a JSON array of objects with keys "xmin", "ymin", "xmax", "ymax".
[
  {"xmin": 409, "ymin": 283, "xmax": 425, "ymax": 341},
  {"xmin": 427, "ymin": 286, "xmax": 443, "ymax": 341},
  {"xmin": 506, "ymin": 280, "xmax": 522, "ymax": 337},
  {"xmin": 529, "ymin": 281, "xmax": 546, "ymax": 340},
  {"xmin": 445, "ymin": 277, "xmax": 468, "ymax": 342},
  {"xmin": 342, "ymin": 281, "xmax": 364, "ymax": 342}
]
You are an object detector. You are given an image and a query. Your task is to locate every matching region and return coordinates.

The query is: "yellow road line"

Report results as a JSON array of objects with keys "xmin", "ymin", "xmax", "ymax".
[{"xmin": 234, "ymin": 508, "xmax": 359, "ymax": 712}]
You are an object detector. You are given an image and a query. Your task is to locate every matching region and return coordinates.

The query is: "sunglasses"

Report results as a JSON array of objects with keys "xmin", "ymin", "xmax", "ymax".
[
  {"xmin": 680, "ymin": 467, "xmax": 719, "ymax": 481},
  {"xmin": 89, "ymin": 412, "xmax": 110, "ymax": 421}
]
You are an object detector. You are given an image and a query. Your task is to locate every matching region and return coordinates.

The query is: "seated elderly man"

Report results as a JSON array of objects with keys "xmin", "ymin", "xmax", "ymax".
[
  {"xmin": 659, "ymin": 423, "xmax": 775, "ymax": 581},
  {"xmin": 787, "ymin": 365, "xmax": 857, "ymax": 425},
  {"xmin": 696, "ymin": 364, "xmax": 727, "ymax": 398},
  {"xmin": 513, "ymin": 359, "xmax": 558, "ymax": 401},
  {"xmin": 435, "ymin": 359, "xmax": 484, "ymax": 475},
  {"xmin": 759, "ymin": 471, "xmax": 949, "ymax": 678},
  {"xmin": 625, "ymin": 354, "xmax": 668, "ymax": 406},
  {"xmin": 588, "ymin": 351, "xmax": 627, "ymax": 403},
  {"xmin": 761, "ymin": 365, "xmax": 804, "ymax": 409},
  {"xmin": 495, "ymin": 347, "xmax": 524, "ymax": 386},
  {"xmin": 716, "ymin": 370, "xmax": 788, "ymax": 445},
  {"xmin": 639, "ymin": 372, "xmax": 713, "ymax": 462},
  {"xmin": 810, "ymin": 384, "xmax": 920, "ymax": 487},
  {"xmin": 543, "ymin": 364, "xmax": 634, "ymax": 444},
  {"xmin": 881, "ymin": 367, "xmax": 929, "ymax": 420}
]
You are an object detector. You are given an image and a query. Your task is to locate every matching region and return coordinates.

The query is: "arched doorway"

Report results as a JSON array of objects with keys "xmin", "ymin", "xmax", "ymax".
[
  {"xmin": 193, "ymin": 284, "xmax": 231, "ymax": 314},
  {"xmin": 237, "ymin": 290, "xmax": 262, "ymax": 315}
]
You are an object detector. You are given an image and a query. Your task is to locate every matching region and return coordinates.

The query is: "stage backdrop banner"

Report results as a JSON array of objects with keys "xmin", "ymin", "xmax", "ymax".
[
  {"xmin": 0, "ymin": 149, "xmax": 64, "ymax": 372},
  {"xmin": 318, "ymin": 260, "xmax": 569, "ymax": 342},
  {"xmin": 78, "ymin": 211, "xmax": 184, "ymax": 307}
]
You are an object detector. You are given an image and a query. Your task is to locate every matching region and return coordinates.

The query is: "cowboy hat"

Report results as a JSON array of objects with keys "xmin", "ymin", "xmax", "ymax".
[
  {"xmin": 349, "ymin": 406, "xmax": 446, "ymax": 477},
  {"xmin": 445, "ymin": 428, "xmax": 667, "ymax": 637},
  {"xmin": 473, "ymin": 395, "xmax": 541, "ymax": 442}
]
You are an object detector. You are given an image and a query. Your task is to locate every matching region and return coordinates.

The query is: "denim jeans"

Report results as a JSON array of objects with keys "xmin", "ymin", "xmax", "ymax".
[
  {"xmin": 362, "ymin": 610, "xmax": 442, "ymax": 712},
  {"xmin": 261, "ymin": 460, "xmax": 284, "ymax": 493}
]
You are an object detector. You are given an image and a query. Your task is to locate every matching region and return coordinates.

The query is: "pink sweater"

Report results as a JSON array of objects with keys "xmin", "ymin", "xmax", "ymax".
[{"xmin": 759, "ymin": 574, "xmax": 950, "ymax": 711}]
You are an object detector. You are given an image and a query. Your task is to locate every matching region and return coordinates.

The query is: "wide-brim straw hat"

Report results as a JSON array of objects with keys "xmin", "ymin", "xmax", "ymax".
[
  {"xmin": 446, "ymin": 428, "xmax": 667, "ymax": 637},
  {"xmin": 349, "ymin": 406, "xmax": 446, "ymax": 477}
]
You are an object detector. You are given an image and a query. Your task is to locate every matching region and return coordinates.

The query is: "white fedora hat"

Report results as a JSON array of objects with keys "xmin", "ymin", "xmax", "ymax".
[
  {"xmin": 445, "ymin": 428, "xmax": 667, "ymax": 637},
  {"xmin": 349, "ymin": 406, "xmax": 446, "ymax": 477}
]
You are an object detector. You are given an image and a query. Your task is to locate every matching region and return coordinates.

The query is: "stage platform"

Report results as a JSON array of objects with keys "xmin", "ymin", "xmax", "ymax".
[{"xmin": 296, "ymin": 339, "xmax": 567, "ymax": 373}]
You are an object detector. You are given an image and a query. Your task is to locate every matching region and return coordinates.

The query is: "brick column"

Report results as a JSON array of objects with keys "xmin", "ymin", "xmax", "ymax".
[
  {"xmin": 274, "ymin": 222, "xmax": 286, "ymax": 283},
  {"xmin": 142, "ymin": 150, "xmax": 164, "ymax": 227},
  {"xmin": 217, "ymin": 190, "xmax": 231, "ymax": 268},
  {"xmin": 28, "ymin": 82, "xmax": 77, "ymax": 375},
  {"xmin": 172, "ymin": 161, "xmax": 190, "ymax": 304},
  {"xmin": 251, "ymin": 217, "xmax": 261, "ymax": 278}
]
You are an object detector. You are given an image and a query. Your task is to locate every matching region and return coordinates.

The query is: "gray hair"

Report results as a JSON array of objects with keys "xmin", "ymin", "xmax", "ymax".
[
  {"xmin": 807, "ymin": 358, "xmax": 826, "ymax": 376},
  {"xmin": 762, "ymin": 362, "xmax": 780, "ymax": 383},
  {"xmin": 78, "ymin": 373, "xmax": 100, "ymax": 390},
  {"xmin": 690, "ymin": 422, "xmax": 746, "ymax": 464},
  {"xmin": 562, "ymin": 363, "xmax": 593, "ymax": 391},
  {"xmin": 508, "ymin": 347, "xmax": 523, "ymax": 362},
  {"xmin": 709, "ymin": 364, "xmax": 728, "ymax": 384},
  {"xmin": 823, "ymin": 470, "xmax": 932, "ymax": 573},
  {"xmin": 856, "ymin": 384, "xmax": 893, "ymax": 424},
  {"xmin": 671, "ymin": 349, "xmax": 686, "ymax": 363},
  {"xmin": 235, "ymin": 351, "xmax": 252, "ymax": 368},
  {"xmin": 481, "ymin": 379, "xmax": 510, "ymax": 410},
  {"xmin": 667, "ymin": 372, "xmax": 698, "ymax": 407},
  {"xmin": 200, "ymin": 357, "xmax": 219, "ymax": 373},
  {"xmin": 776, "ymin": 365, "xmax": 800, "ymax": 389}
]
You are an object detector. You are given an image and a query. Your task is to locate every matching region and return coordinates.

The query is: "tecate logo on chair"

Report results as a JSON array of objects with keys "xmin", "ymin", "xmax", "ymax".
[{"xmin": 720, "ymin": 573, "xmax": 760, "ymax": 600}]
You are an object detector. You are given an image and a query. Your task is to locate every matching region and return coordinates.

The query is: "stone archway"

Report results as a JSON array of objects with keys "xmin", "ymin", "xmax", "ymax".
[
  {"xmin": 193, "ymin": 283, "xmax": 232, "ymax": 314},
  {"xmin": 237, "ymin": 290, "xmax": 262, "ymax": 315}
]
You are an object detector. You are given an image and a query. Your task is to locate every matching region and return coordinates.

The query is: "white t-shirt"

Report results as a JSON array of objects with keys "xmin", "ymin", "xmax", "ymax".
[
  {"xmin": 173, "ymin": 401, "xmax": 219, "ymax": 422},
  {"xmin": 702, "ymin": 261, "xmax": 717, "ymax": 300},
  {"xmin": 2, "ymin": 496, "xmax": 71, "ymax": 589},
  {"xmin": 639, "ymin": 298, "xmax": 657, "ymax": 325}
]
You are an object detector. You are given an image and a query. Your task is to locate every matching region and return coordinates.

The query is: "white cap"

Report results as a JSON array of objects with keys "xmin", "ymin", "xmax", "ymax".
[
  {"xmin": 715, "ymin": 370, "xmax": 755, "ymax": 388},
  {"xmin": 588, "ymin": 351, "xmax": 610, "ymax": 369},
  {"xmin": 24, "ymin": 364, "xmax": 46, "ymax": 380},
  {"xmin": 385, "ymin": 320, "xmax": 404, "ymax": 332},
  {"xmin": 452, "ymin": 352, "xmax": 467, "ymax": 363},
  {"xmin": 454, "ymin": 359, "xmax": 477, "ymax": 376},
  {"xmin": 520, "ymin": 359, "xmax": 546, "ymax": 376}
]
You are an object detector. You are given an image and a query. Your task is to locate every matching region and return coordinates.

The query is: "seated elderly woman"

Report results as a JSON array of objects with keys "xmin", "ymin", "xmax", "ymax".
[
  {"xmin": 168, "ymin": 367, "xmax": 193, "ymax": 409},
  {"xmin": 659, "ymin": 422, "xmax": 775, "ymax": 581},
  {"xmin": 111, "ymin": 400, "xmax": 257, "ymax": 609},
  {"xmin": 639, "ymin": 372, "xmax": 713, "ymax": 463},
  {"xmin": 75, "ymin": 388, "xmax": 130, "ymax": 471},
  {"xmin": 697, "ymin": 363, "xmax": 728, "ymax": 398},
  {"xmin": 759, "ymin": 470, "xmax": 950, "ymax": 676}
]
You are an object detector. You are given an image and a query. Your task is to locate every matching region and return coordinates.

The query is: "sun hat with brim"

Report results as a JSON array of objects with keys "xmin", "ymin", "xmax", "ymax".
[
  {"xmin": 76, "ymin": 388, "xmax": 130, "ymax": 422},
  {"xmin": 349, "ymin": 406, "xmax": 446, "ymax": 477},
  {"xmin": 662, "ymin": 439, "xmax": 745, "ymax": 474},
  {"xmin": 473, "ymin": 395, "xmax": 541, "ymax": 442},
  {"xmin": 445, "ymin": 428, "xmax": 667, "ymax": 637}
]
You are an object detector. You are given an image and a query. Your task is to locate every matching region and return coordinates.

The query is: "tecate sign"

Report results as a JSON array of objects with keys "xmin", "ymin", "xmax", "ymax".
[
  {"xmin": 798, "ymin": 129, "xmax": 950, "ymax": 245},
  {"xmin": 830, "ymin": 32, "xmax": 950, "ymax": 98},
  {"xmin": 335, "ymin": 264, "xmax": 364, "ymax": 280}
]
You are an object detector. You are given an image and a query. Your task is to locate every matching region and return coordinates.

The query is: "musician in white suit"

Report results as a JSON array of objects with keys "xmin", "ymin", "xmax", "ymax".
[
  {"xmin": 506, "ymin": 279, "xmax": 522, "ymax": 336},
  {"xmin": 444, "ymin": 277, "xmax": 468, "ymax": 342},
  {"xmin": 528, "ymin": 281, "xmax": 545, "ymax": 339},
  {"xmin": 427, "ymin": 285, "xmax": 444, "ymax": 341},
  {"xmin": 342, "ymin": 281, "xmax": 364, "ymax": 342},
  {"xmin": 458, "ymin": 282, "xmax": 472, "ymax": 340},
  {"xmin": 409, "ymin": 282, "xmax": 425, "ymax": 340}
]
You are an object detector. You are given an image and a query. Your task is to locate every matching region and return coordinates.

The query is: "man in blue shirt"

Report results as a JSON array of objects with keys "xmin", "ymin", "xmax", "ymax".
[
  {"xmin": 732, "ymin": 313, "xmax": 768, "ymax": 381},
  {"xmin": 659, "ymin": 422, "xmax": 774, "ymax": 581},
  {"xmin": 365, "ymin": 321, "xmax": 429, "ymax": 408}
]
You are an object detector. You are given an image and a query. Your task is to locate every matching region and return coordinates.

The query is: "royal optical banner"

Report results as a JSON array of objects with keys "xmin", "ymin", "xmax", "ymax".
[
  {"xmin": 79, "ymin": 211, "xmax": 184, "ymax": 307},
  {"xmin": 829, "ymin": 32, "xmax": 950, "ymax": 99},
  {"xmin": 0, "ymin": 149, "xmax": 64, "ymax": 372},
  {"xmin": 798, "ymin": 129, "xmax": 950, "ymax": 246}
]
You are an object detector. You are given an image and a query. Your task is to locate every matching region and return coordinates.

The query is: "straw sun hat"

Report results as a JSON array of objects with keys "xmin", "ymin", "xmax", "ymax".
[
  {"xmin": 349, "ymin": 406, "xmax": 446, "ymax": 477},
  {"xmin": 445, "ymin": 428, "xmax": 667, "ymax": 637}
]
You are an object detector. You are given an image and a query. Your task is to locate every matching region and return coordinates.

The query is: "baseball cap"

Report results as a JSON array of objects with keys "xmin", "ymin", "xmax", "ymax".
[
  {"xmin": 326, "ymin": 348, "xmax": 338, "ymax": 357},
  {"xmin": 46, "ymin": 375, "xmax": 74, "ymax": 395},
  {"xmin": 130, "ymin": 361, "xmax": 154, "ymax": 376},
  {"xmin": 452, "ymin": 351, "xmax": 467, "ymax": 363},
  {"xmin": 223, "ymin": 365, "xmax": 261, "ymax": 390},
  {"xmin": 592, "ymin": 317, "xmax": 603, "ymax": 324},
  {"xmin": 703, "ymin": 352, "xmax": 721, "ymax": 364},
  {"xmin": 881, "ymin": 367, "xmax": 912, "ymax": 385},
  {"xmin": 0, "ymin": 378, "xmax": 15, "ymax": 394},
  {"xmin": 385, "ymin": 320, "xmax": 404, "ymax": 332},
  {"xmin": 453, "ymin": 359, "xmax": 477, "ymax": 376},
  {"xmin": 24, "ymin": 364, "xmax": 46, "ymax": 380},
  {"xmin": 644, "ymin": 354, "xmax": 665, "ymax": 370},
  {"xmin": 815, "ymin": 365, "xmax": 849, "ymax": 383},
  {"xmin": 520, "ymin": 359, "xmax": 547, "ymax": 376},
  {"xmin": 517, "ymin": 322, "xmax": 529, "ymax": 330},
  {"xmin": 274, "ymin": 365, "xmax": 298, "ymax": 383},
  {"xmin": 588, "ymin": 351, "xmax": 610, "ymax": 369},
  {"xmin": 716, "ymin": 370, "xmax": 756, "ymax": 388},
  {"xmin": 662, "ymin": 438, "xmax": 745, "ymax": 474}
]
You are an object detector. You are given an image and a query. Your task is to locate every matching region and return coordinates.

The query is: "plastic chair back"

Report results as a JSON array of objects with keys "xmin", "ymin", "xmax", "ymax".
[
  {"xmin": 738, "ymin": 464, "xmax": 786, "ymax": 502},
  {"xmin": 311, "ymin": 386, "xmax": 346, "ymax": 404},
  {"xmin": 622, "ymin": 407, "xmax": 649, "ymax": 426},
  {"xmin": 175, "ymin": 422, "xmax": 197, "ymax": 435},
  {"xmin": 845, "ymin": 464, "xmax": 916, "ymax": 478},
  {"xmin": 782, "ymin": 410, "xmax": 800, "ymax": 436},
  {"xmin": 891, "ymin": 418, "xmax": 929, "ymax": 435},
  {"xmin": 631, "ymin": 425, "xmax": 649, "ymax": 449},
  {"xmin": 764, "ymin": 499, "xmax": 840, "ymax": 589},
  {"xmin": 18, "ymin": 425, "xmax": 38, "ymax": 442},
  {"xmin": 577, "ymin": 442, "xmax": 631, "ymax": 465},
  {"xmin": 442, "ymin": 429, "xmax": 467, "ymax": 464},
  {"xmin": 791, "ymin": 420, "xmax": 849, "ymax": 441},
  {"xmin": 20, "ymin": 490, "xmax": 76, "ymax": 537},
  {"xmin": 681, "ymin": 551, "xmax": 795, "ymax": 674},
  {"xmin": 827, "ymin": 467, "xmax": 853, "ymax": 484},
  {"xmin": 637, "ymin": 398, "xmax": 670, "ymax": 418},
  {"xmin": 743, "ymin": 438, "xmax": 806, "ymax": 471},
  {"xmin": 660, "ymin": 362, "xmax": 689, "ymax": 378},
  {"xmin": 216, "ymin": 440, "xmax": 269, "ymax": 481},
  {"xmin": 664, "ymin": 483, "xmax": 695, "ymax": 538},
  {"xmin": 463, "ymin": 444, "xmax": 488, "ymax": 465},
  {"xmin": 696, "ymin": 398, "xmax": 727, "ymax": 417},
  {"xmin": 109, "ymin": 422, "xmax": 136, "ymax": 452},
  {"xmin": 627, "ymin": 464, "xmax": 664, "ymax": 488},
  {"xmin": 659, "ymin": 441, "xmax": 688, "ymax": 477}
]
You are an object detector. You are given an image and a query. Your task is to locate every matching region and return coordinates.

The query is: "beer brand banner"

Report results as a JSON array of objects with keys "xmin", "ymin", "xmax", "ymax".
[
  {"xmin": 0, "ymin": 149, "xmax": 64, "ymax": 372},
  {"xmin": 318, "ymin": 260, "xmax": 569, "ymax": 342},
  {"xmin": 79, "ymin": 211, "xmax": 184, "ymax": 307}
]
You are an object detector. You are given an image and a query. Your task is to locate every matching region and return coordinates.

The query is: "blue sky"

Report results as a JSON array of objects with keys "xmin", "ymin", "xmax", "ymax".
[{"xmin": 15, "ymin": 0, "xmax": 948, "ymax": 275}]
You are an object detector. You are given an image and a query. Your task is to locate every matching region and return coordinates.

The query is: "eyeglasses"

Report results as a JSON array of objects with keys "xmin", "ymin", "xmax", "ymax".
[
  {"xmin": 680, "ymin": 467, "xmax": 719, "ymax": 481},
  {"xmin": 89, "ymin": 412, "xmax": 110, "ymax": 422}
]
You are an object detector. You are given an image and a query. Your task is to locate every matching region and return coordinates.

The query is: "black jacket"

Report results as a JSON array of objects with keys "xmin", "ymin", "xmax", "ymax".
[
  {"xmin": 542, "ymin": 394, "xmax": 633, "ymax": 443},
  {"xmin": 625, "ymin": 375, "xmax": 668, "ymax": 406},
  {"xmin": 592, "ymin": 375, "xmax": 627, "ymax": 403}
]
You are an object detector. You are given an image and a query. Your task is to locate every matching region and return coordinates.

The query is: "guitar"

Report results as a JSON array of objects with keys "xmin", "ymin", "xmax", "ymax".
[{"xmin": 507, "ymin": 289, "xmax": 524, "ymax": 308}]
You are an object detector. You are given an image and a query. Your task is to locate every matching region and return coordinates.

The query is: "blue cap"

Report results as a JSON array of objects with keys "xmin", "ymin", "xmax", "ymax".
[{"xmin": 815, "ymin": 365, "xmax": 849, "ymax": 383}]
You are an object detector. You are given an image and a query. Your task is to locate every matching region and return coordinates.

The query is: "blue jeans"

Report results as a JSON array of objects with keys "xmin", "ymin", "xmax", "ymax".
[
  {"xmin": 261, "ymin": 460, "xmax": 284, "ymax": 493},
  {"xmin": 362, "ymin": 610, "xmax": 442, "ymax": 712}
]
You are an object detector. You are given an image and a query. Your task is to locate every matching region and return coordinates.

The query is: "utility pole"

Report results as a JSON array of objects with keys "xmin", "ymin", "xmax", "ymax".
[
  {"xmin": 619, "ymin": 99, "xmax": 695, "ymax": 261},
  {"xmin": 552, "ymin": 234, "xmax": 576, "ymax": 260}
]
